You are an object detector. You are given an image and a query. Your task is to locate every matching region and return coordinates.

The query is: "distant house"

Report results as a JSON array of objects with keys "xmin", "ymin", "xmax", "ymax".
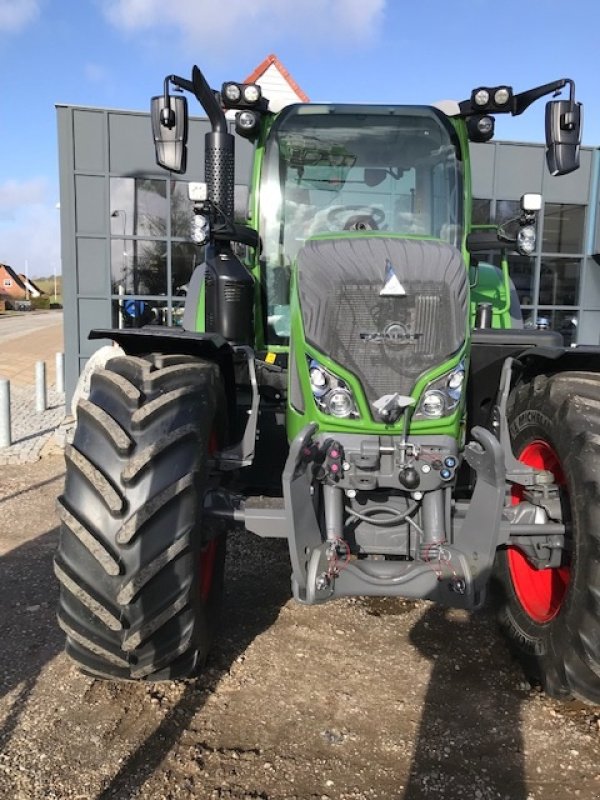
[
  {"xmin": 244, "ymin": 53, "xmax": 310, "ymax": 113},
  {"xmin": 0, "ymin": 263, "xmax": 44, "ymax": 304}
]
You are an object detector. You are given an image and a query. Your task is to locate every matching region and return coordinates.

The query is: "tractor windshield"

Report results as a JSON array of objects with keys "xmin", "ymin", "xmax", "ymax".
[{"xmin": 259, "ymin": 104, "xmax": 463, "ymax": 342}]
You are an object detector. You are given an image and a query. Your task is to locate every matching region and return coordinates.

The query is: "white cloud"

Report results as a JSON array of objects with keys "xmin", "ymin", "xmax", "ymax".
[
  {"xmin": 101, "ymin": 0, "xmax": 386, "ymax": 49},
  {"xmin": 0, "ymin": 178, "xmax": 60, "ymax": 275},
  {"xmin": 0, "ymin": 178, "xmax": 48, "ymax": 219},
  {"xmin": 0, "ymin": 0, "xmax": 40, "ymax": 33}
]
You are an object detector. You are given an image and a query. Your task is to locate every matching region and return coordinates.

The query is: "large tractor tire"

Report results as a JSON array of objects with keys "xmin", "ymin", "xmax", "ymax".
[
  {"xmin": 495, "ymin": 371, "xmax": 600, "ymax": 703},
  {"xmin": 54, "ymin": 353, "xmax": 226, "ymax": 680}
]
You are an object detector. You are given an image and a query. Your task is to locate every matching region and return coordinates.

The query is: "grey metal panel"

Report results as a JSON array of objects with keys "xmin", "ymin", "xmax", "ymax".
[
  {"xmin": 542, "ymin": 148, "xmax": 593, "ymax": 204},
  {"xmin": 75, "ymin": 175, "xmax": 106, "ymax": 235},
  {"xmin": 108, "ymin": 112, "xmax": 161, "ymax": 175},
  {"xmin": 470, "ymin": 143, "xmax": 495, "ymax": 199},
  {"xmin": 579, "ymin": 256, "xmax": 600, "ymax": 311},
  {"xmin": 78, "ymin": 298, "xmax": 112, "ymax": 356},
  {"xmin": 57, "ymin": 106, "xmax": 79, "ymax": 405},
  {"xmin": 494, "ymin": 144, "xmax": 545, "ymax": 199},
  {"xmin": 578, "ymin": 310, "xmax": 600, "ymax": 345},
  {"xmin": 73, "ymin": 110, "xmax": 106, "ymax": 172},
  {"xmin": 77, "ymin": 238, "xmax": 110, "ymax": 296}
]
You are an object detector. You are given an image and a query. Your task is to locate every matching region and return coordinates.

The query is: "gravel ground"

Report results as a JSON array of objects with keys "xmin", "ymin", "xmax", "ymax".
[{"xmin": 1, "ymin": 457, "xmax": 599, "ymax": 800}]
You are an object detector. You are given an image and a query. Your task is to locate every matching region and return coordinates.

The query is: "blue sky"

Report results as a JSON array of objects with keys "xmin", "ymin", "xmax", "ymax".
[{"xmin": 0, "ymin": 0, "xmax": 598, "ymax": 276}]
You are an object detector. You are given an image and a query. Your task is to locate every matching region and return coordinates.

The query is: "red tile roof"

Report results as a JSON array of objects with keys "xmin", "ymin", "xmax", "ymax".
[{"xmin": 244, "ymin": 54, "xmax": 310, "ymax": 103}]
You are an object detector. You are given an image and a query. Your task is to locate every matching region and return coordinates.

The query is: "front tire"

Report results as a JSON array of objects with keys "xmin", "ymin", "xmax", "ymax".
[
  {"xmin": 55, "ymin": 353, "xmax": 226, "ymax": 680},
  {"xmin": 495, "ymin": 372, "xmax": 600, "ymax": 703}
]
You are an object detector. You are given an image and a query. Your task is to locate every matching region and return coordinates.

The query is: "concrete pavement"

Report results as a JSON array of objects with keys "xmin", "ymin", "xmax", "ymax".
[{"xmin": 0, "ymin": 311, "xmax": 67, "ymax": 464}]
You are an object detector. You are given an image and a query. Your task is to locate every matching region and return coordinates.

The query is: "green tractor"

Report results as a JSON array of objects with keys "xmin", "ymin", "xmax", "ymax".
[{"xmin": 55, "ymin": 66, "xmax": 600, "ymax": 702}]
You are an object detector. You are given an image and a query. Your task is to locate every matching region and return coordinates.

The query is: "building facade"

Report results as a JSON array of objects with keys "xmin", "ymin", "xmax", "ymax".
[{"xmin": 56, "ymin": 104, "xmax": 600, "ymax": 402}]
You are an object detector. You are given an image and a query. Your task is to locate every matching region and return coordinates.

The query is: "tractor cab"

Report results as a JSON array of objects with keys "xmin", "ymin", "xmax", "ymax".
[{"xmin": 258, "ymin": 104, "xmax": 464, "ymax": 342}]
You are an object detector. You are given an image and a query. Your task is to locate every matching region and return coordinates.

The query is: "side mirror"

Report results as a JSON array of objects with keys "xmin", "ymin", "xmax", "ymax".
[
  {"xmin": 151, "ymin": 95, "xmax": 188, "ymax": 173},
  {"xmin": 545, "ymin": 99, "xmax": 582, "ymax": 176}
]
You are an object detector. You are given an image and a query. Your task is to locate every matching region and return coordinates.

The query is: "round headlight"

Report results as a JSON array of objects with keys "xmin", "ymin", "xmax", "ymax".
[
  {"xmin": 420, "ymin": 390, "xmax": 445, "ymax": 418},
  {"xmin": 191, "ymin": 214, "xmax": 210, "ymax": 245},
  {"xmin": 474, "ymin": 89, "xmax": 490, "ymax": 107},
  {"xmin": 223, "ymin": 83, "xmax": 241, "ymax": 102},
  {"xmin": 517, "ymin": 225, "xmax": 536, "ymax": 256},
  {"xmin": 477, "ymin": 116, "xmax": 494, "ymax": 136},
  {"xmin": 243, "ymin": 84, "xmax": 261, "ymax": 104},
  {"xmin": 237, "ymin": 110, "xmax": 258, "ymax": 130},
  {"xmin": 325, "ymin": 388, "xmax": 354, "ymax": 418},
  {"xmin": 494, "ymin": 87, "xmax": 510, "ymax": 106}
]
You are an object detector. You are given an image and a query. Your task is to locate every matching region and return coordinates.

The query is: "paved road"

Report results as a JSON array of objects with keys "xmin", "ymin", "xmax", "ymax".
[
  {"xmin": 0, "ymin": 311, "xmax": 66, "ymax": 464},
  {"xmin": 0, "ymin": 310, "xmax": 64, "ymax": 344}
]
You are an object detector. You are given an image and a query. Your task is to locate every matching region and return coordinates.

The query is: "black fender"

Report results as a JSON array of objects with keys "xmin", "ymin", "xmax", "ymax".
[
  {"xmin": 516, "ymin": 344, "xmax": 600, "ymax": 381},
  {"xmin": 89, "ymin": 327, "xmax": 237, "ymax": 439}
]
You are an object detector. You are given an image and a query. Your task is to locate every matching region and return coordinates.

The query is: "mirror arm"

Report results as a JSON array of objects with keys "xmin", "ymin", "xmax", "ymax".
[{"xmin": 513, "ymin": 78, "xmax": 575, "ymax": 116}]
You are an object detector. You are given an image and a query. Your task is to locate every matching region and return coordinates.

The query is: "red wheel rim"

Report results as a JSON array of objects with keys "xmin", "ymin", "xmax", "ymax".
[
  {"xmin": 507, "ymin": 440, "xmax": 570, "ymax": 623},
  {"xmin": 198, "ymin": 428, "xmax": 220, "ymax": 603}
]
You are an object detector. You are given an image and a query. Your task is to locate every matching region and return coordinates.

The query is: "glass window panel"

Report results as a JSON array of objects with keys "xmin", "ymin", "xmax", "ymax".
[
  {"xmin": 111, "ymin": 239, "xmax": 168, "ymax": 295},
  {"xmin": 110, "ymin": 178, "xmax": 167, "ymax": 237},
  {"xmin": 171, "ymin": 301, "xmax": 186, "ymax": 328},
  {"xmin": 472, "ymin": 198, "xmax": 491, "ymax": 225},
  {"xmin": 471, "ymin": 252, "xmax": 535, "ymax": 308},
  {"xmin": 507, "ymin": 254, "xmax": 535, "ymax": 306},
  {"xmin": 495, "ymin": 200, "xmax": 521, "ymax": 225},
  {"xmin": 538, "ymin": 257, "xmax": 580, "ymax": 306},
  {"xmin": 532, "ymin": 309, "xmax": 579, "ymax": 346},
  {"xmin": 171, "ymin": 181, "xmax": 195, "ymax": 238},
  {"xmin": 542, "ymin": 203, "xmax": 585, "ymax": 253},
  {"xmin": 171, "ymin": 242, "xmax": 199, "ymax": 295},
  {"xmin": 111, "ymin": 298, "xmax": 169, "ymax": 328}
]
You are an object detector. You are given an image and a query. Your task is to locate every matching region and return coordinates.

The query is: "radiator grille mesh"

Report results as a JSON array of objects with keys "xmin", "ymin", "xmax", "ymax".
[{"xmin": 297, "ymin": 237, "xmax": 468, "ymax": 405}]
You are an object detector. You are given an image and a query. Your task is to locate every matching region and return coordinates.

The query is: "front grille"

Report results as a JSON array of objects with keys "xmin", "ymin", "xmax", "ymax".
[{"xmin": 297, "ymin": 237, "xmax": 468, "ymax": 407}]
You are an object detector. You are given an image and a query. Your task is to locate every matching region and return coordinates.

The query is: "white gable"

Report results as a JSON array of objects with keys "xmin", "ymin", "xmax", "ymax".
[{"xmin": 257, "ymin": 63, "xmax": 305, "ymax": 113}]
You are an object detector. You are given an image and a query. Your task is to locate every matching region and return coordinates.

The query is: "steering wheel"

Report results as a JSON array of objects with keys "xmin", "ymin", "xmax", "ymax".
[{"xmin": 326, "ymin": 205, "xmax": 385, "ymax": 231}]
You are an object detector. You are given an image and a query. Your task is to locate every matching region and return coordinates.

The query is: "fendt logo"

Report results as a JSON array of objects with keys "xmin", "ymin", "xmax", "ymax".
[
  {"xmin": 379, "ymin": 258, "xmax": 406, "ymax": 297},
  {"xmin": 360, "ymin": 322, "xmax": 423, "ymax": 346}
]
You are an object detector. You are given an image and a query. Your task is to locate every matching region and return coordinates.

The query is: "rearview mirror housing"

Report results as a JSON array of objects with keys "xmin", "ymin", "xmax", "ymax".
[
  {"xmin": 545, "ymin": 99, "xmax": 582, "ymax": 176},
  {"xmin": 151, "ymin": 95, "xmax": 188, "ymax": 174}
]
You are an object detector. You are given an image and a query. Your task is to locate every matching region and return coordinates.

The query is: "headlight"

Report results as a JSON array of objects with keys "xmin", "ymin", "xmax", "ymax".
[
  {"xmin": 309, "ymin": 363, "xmax": 329, "ymax": 397},
  {"xmin": 242, "ymin": 84, "xmax": 261, "ymax": 104},
  {"xmin": 223, "ymin": 82, "xmax": 241, "ymax": 103},
  {"xmin": 477, "ymin": 116, "xmax": 494, "ymax": 136},
  {"xmin": 494, "ymin": 87, "xmax": 511, "ymax": 106},
  {"xmin": 474, "ymin": 88, "xmax": 490, "ymax": 107},
  {"xmin": 325, "ymin": 389, "xmax": 355, "ymax": 418},
  {"xmin": 420, "ymin": 390, "xmax": 446, "ymax": 418},
  {"xmin": 307, "ymin": 358, "xmax": 358, "ymax": 419},
  {"xmin": 517, "ymin": 225, "xmax": 536, "ymax": 256},
  {"xmin": 414, "ymin": 362, "xmax": 466, "ymax": 420}
]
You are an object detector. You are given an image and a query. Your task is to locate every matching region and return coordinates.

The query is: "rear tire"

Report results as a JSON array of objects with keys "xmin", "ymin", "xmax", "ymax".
[
  {"xmin": 55, "ymin": 353, "xmax": 226, "ymax": 680},
  {"xmin": 495, "ymin": 372, "xmax": 600, "ymax": 703}
]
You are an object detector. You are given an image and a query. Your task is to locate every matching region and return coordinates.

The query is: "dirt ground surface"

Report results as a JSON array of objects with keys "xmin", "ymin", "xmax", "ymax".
[{"xmin": 1, "ymin": 457, "xmax": 600, "ymax": 800}]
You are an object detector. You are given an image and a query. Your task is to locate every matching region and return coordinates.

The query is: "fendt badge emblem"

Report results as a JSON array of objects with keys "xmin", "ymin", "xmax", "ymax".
[
  {"xmin": 360, "ymin": 322, "xmax": 422, "ymax": 346},
  {"xmin": 379, "ymin": 258, "xmax": 406, "ymax": 297}
]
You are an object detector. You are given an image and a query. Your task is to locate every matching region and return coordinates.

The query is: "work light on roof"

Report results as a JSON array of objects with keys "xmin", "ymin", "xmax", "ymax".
[
  {"xmin": 242, "ymin": 84, "xmax": 261, "ymax": 104},
  {"xmin": 223, "ymin": 82, "xmax": 242, "ymax": 103},
  {"xmin": 494, "ymin": 87, "xmax": 511, "ymax": 106},
  {"xmin": 473, "ymin": 88, "xmax": 490, "ymax": 107}
]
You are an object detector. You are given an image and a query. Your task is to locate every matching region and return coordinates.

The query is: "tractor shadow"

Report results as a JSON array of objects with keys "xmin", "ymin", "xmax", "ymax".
[
  {"xmin": 403, "ymin": 604, "xmax": 528, "ymax": 800},
  {"xmin": 96, "ymin": 530, "xmax": 291, "ymax": 800},
  {"xmin": 0, "ymin": 526, "xmax": 62, "ymax": 750}
]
